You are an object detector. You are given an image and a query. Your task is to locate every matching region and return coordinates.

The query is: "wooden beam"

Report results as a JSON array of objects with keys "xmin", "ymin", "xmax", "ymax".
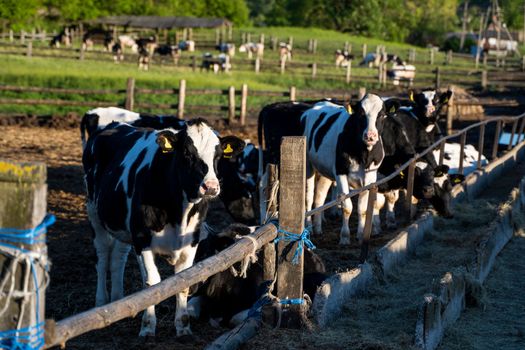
[
  {"xmin": 240, "ymin": 84, "xmax": 248, "ymax": 126},
  {"xmin": 177, "ymin": 79, "xmax": 186, "ymax": 119},
  {"xmin": 44, "ymin": 224, "xmax": 278, "ymax": 349},
  {"xmin": 125, "ymin": 78, "xmax": 135, "ymax": 110},
  {"xmin": 276, "ymin": 137, "xmax": 306, "ymax": 328}
]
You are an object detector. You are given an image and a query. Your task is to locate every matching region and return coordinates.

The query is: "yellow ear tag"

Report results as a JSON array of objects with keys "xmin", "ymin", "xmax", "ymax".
[
  {"xmin": 223, "ymin": 143, "xmax": 234, "ymax": 158},
  {"xmin": 400, "ymin": 171, "xmax": 405, "ymax": 178},
  {"xmin": 346, "ymin": 105, "xmax": 353, "ymax": 114},
  {"xmin": 453, "ymin": 177, "xmax": 461, "ymax": 184},
  {"xmin": 389, "ymin": 105, "xmax": 396, "ymax": 113},
  {"xmin": 443, "ymin": 98, "xmax": 449, "ymax": 103},
  {"xmin": 161, "ymin": 137, "xmax": 173, "ymax": 153},
  {"xmin": 409, "ymin": 91, "xmax": 414, "ymax": 102}
]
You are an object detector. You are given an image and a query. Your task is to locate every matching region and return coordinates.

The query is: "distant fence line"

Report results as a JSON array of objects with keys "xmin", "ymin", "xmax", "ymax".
[{"xmin": 0, "ymin": 78, "xmax": 523, "ymax": 125}]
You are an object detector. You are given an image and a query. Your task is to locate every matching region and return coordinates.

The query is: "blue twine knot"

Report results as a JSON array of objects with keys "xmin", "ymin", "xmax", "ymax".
[
  {"xmin": 0, "ymin": 214, "xmax": 55, "ymax": 350},
  {"xmin": 274, "ymin": 227, "xmax": 316, "ymax": 265}
]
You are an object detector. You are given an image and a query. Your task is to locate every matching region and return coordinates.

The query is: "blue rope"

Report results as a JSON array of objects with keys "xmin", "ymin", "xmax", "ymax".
[
  {"xmin": 274, "ymin": 227, "xmax": 316, "ymax": 265},
  {"xmin": 0, "ymin": 214, "xmax": 55, "ymax": 350},
  {"xmin": 279, "ymin": 298, "xmax": 304, "ymax": 305}
]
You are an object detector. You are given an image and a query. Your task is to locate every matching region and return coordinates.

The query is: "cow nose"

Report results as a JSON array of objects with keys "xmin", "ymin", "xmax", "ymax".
[
  {"xmin": 423, "ymin": 187, "xmax": 434, "ymax": 198},
  {"xmin": 365, "ymin": 130, "xmax": 378, "ymax": 143},
  {"xmin": 200, "ymin": 179, "xmax": 220, "ymax": 197},
  {"xmin": 426, "ymin": 106, "xmax": 435, "ymax": 116}
]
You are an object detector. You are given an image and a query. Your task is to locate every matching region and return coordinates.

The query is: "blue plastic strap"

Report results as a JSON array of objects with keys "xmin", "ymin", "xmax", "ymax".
[
  {"xmin": 0, "ymin": 214, "xmax": 55, "ymax": 350},
  {"xmin": 274, "ymin": 227, "xmax": 316, "ymax": 265},
  {"xmin": 279, "ymin": 298, "xmax": 304, "ymax": 305}
]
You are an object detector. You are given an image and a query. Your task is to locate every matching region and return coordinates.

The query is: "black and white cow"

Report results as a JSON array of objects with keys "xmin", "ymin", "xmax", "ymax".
[
  {"xmin": 82, "ymin": 29, "xmax": 113, "ymax": 51},
  {"xmin": 258, "ymin": 95, "xmax": 399, "ymax": 244},
  {"xmin": 335, "ymin": 49, "xmax": 355, "ymax": 67},
  {"xmin": 83, "ymin": 119, "xmax": 244, "ymax": 337},
  {"xmin": 154, "ymin": 44, "xmax": 180, "ymax": 64},
  {"xmin": 49, "ymin": 30, "xmax": 71, "ymax": 48}
]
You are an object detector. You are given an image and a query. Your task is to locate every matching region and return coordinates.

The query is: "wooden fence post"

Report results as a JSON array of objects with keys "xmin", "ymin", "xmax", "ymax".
[
  {"xmin": 481, "ymin": 70, "xmax": 488, "ymax": 89},
  {"xmin": 405, "ymin": 161, "xmax": 416, "ymax": 220},
  {"xmin": 409, "ymin": 48, "xmax": 416, "ymax": 63},
  {"xmin": 362, "ymin": 43, "xmax": 367, "ymax": 58},
  {"xmin": 277, "ymin": 136, "xmax": 306, "ymax": 328},
  {"xmin": 125, "ymin": 78, "xmax": 135, "ymax": 110},
  {"xmin": 262, "ymin": 164, "xmax": 278, "ymax": 280},
  {"xmin": 458, "ymin": 132, "xmax": 467, "ymax": 175},
  {"xmin": 429, "ymin": 48, "xmax": 435, "ymax": 65},
  {"xmin": 446, "ymin": 50, "xmax": 452, "ymax": 65},
  {"xmin": 508, "ymin": 118, "xmax": 519, "ymax": 151},
  {"xmin": 344, "ymin": 41, "xmax": 349, "ymax": 52},
  {"xmin": 378, "ymin": 64, "xmax": 383, "ymax": 85},
  {"xmin": 312, "ymin": 39, "xmax": 317, "ymax": 54},
  {"xmin": 435, "ymin": 67, "xmax": 440, "ymax": 89},
  {"xmin": 255, "ymin": 57, "xmax": 260, "ymax": 74},
  {"xmin": 177, "ymin": 79, "xmax": 186, "ymax": 119},
  {"xmin": 228, "ymin": 86, "xmax": 235, "ymax": 123},
  {"xmin": 345, "ymin": 60, "xmax": 352, "ymax": 84},
  {"xmin": 259, "ymin": 34, "xmax": 265, "ymax": 45},
  {"xmin": 477, "ymin": 124, "xmax": 485, "ymax": 169},
  {"xmin": 288, "ymin": 36, "xmax": 293, "ymax": 49},
  {"xmin": 280, "ymin": 56, "xmax": 286, "ymax": 74},
  {"xmin": 247, "ymin": 33, "xmax": 252, "ymax": 44},
  {"xmin": 492, "ymin": 120, "xmax": 502, "ymax": 160},
  {"xmin": 192, "ymin": 55, "xmax": 197, "ymax": 72},
  {"xmin": 79, "ymin": 45, "xmax": 85, "ymax": 60},
  {"xmin": 311, "ymin": 63, "xmax": 317, "ymax": 79},
  {"xmin": 446, "ymin": 88, "xmax": 455, "ymax": 135},
  {"xmin": 0, "ymin": 160, "xmax": 48, "ymax": 347},
  {"xmin": 20, "ymin": 30, "xmax": 25, "ymax": 44},
  {"xmin": 271, "ymin": 37, "xmax": 277, "ymax": 50},
  {"xmin": 289, "ymin": 86, "xmax": 296, "ymax": 102},
  {"xmin": 240, "ymin": 84, "xmax": 248, "ymax": 126},
  {"xmin": 26, "ymin": 41, "xmax": 32, "ymax": 57},
  {"xmin": 9, "ymin": 29, "xmax": 13, "ymax": 42}
]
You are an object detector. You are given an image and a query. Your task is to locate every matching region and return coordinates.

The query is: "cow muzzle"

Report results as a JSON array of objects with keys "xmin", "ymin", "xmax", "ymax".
[
  {"xmin": 200, "ymin": 179, "xmax": 220, "ymax": 197},
  {"xmin": 363, "ymin": 130, "xmax": 379, "ymax": 147},
  {"xmin": 422, "ymin": 186, "xmax": 434, "ymax": 199},
  {"xmin": 425, "ymin": 105, "xmax": 436, "ymax": 117}
]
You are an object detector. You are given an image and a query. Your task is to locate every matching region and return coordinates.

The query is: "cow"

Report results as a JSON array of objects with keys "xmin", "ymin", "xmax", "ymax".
[
  {"xmin": 136, "ymin": 36, "xmax": 157, "ymax": 54},
  {"xmin": 81, "ymin": 107, "xmax": 256, "ymax": 224},
  {"xmin": 189, "ymin": 223, "xmax": 326, "ymax": 327},
  {"xmin": 82, "ymin": 29, "xmax": 113, "ymax": 51},
  {"xmin": 258, "ymin": 95, "xmax": 400, "ymax": 244},
  {"xmin": 239, "ymin": 42, "xmax": 264, "ymax": 59},
  {"xmin": 201, "ymin": 53, "xmax": 231, "ymax": 73},
  {"xmin": 387, "ymin": 64, "xmax": 416, "ymax": 86},
  {"xmin": 138, "ymin": 46, "xmax": 151, "ymax": 70},
  {"xmin": 433, "ymin": 143, "xmax": 487, "ymax": 175},
  {"xmin": 360, "ymin": 52, "xmax": 405, "ymax": 67},
  {"xmin": 154, "ymin": 44, "xmax": 180, "ymax": 64},
  {"xmin": 49, "ymin": 30, "xmax": 71, "ymax": 48},
  {"xmin": 111, "ymin": 42, "xmax": 124, "ymax": 63},
  {"xmin": 83, "ymin": 119, "xmax": 245, "ymax": 337},
  {"xmin": 118, "ymin": 35, "xmax": 138, "ymax": 53},
  {"xmin": 335, "ymin": 49, "xmax": 355, "ymax": 67},
  {"xmin": 216, "ymin": 43, "xmax": 235, "ymax": 57},
  {"xmin": 178, "ymin": 40, "xmax": 195, "ymax": 52}
]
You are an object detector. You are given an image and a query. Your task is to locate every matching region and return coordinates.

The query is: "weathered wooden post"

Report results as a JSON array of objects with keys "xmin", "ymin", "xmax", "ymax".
[
  {"xmin": 125, "ymin": 78, "xmax": 135, "ymax": 110},
  {"xmin": 312, "ymin": 39, "xmax": 317, "ymax": 54},
  {"xmin": 79, "ymin": 44, "xmax": 85, "ymax": 61},
  {"xmin": 26, "ymin": 41, "xmax": 32, "ymax": 57},
  {"xmin": 259, "ymin": 34, "xmax": 265, "ymax": 45},
  {"xmin": 435, "ymin": 67, "xmax": 441, "ymax": 89},
  {"xmin": 481, "ymin": 70, "xmax": 488, "ymax": 89},
  {"xmin": 215, "ymin": 28, "xmax": 220, "ymax": 45},
  {"xmin": 246, "ymin": 33, "xmax": 252, "ymax": 44},
  {"xmin": 255, "ymin": 57, "xmax": 260, "ymax": 74},
  {"xmin": 477, "ymin": 124, "xmax": 485, "ymax": 169},
  {"xmin": 446, "ymin": 89, "xmax": 455, "ymax": 135},
  {"xmin": 261, "ymin": 164, "xmax": 278, "ymax": 281},
  {"xmin": 405, "ymin": 161, "xmax": 416, "ymax": 220},
  {"xmin": 271, "ymin": 37, "xmax": 277, "ymax": 50},
  {"xmin": 177, "ymin": 79, "xmax": 186, "ymax": 119},
  {"xmin": 9, "ymin": 29, "xmax": 13, "ymax": 42},
  {"xmin": 228, "ymin": 86, "xmax": 236, "ymax": 123},
  {"xmin": 458, "ymin": 132, "xmax": 467, "ymax": 175},
  {"xmin": 20, "ymin": 30, "xmax": 25, "ymax": 44},
  {"xmin": 346, "ymin": 60, "xmax": 352, "ymax": 84},
  {"xmin": 362, "ymin": 43, "xmax": 367, "ymax": 58},
  {"xmin": 438, "ymin": 140, "xmax": 446, "ymax": 166},
  {"xmin": 344, "ymin": 41, "xmax": 349, "ymax": 52},
  {"xmin": 240, "ymin": 84, "xmax": 248, "ymax": 126},
  {"xmin": 307, "ymin": 39, "xmax": 313, "ymax": 53},
  {"xmin": 276, "ymin": 137, "xmax": 306, "ymax": 328},
  {"xmin": 508, "ymin": 118, "xmax": 519, "ymax": 151},
  {"xmin": 378, "ymin": 64, "xmax": 383, "ymax": 85},
  {"xmin": 41, "ymin": 30, "xmax": 46, "ymax": 43},
  {"xmin": 288, "ymin": 36, "xmax": 293, "ymax": 49},
  {"xmin": 0, "ymin": 159, "xmax": 49, "ymax": 348},
  {"xmin": 359, "ymin": 185, "xmax": 378, "ymax": 263},
  {"xmin": 311, "ymin": 63, "xmax": 317, "ymax": 79},
  {"xmin": 280, "ymin": 56, "xmax": 286, "ymax": 74},
  {"xmin": 492, "ymin": 120, "xmax": 502, "ymax": 160},
  {"xmin": 192, "ymin": 55, "xmax": 197, "ymax": 72},
  {"xmin": 289, "ymin": 86, "xmax": 296, "ymax": 102}
]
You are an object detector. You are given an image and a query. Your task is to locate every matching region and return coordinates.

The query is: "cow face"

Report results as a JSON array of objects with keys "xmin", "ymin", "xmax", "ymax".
[
  {"xmin": 413, "ymin": 165, "xmax": 435, "ymax": 200},
  {"xmin": 355, "ymin": 94, "xmax": 398, "ymax": 150},
  {"xmin": 157, "ymin": 121, "xmax": 244, "ymax": 202},
  {"xmin": 429, "ymin": 166, "xmax": 465, "ymax": 218},
  {"xmin": 411, "ymin": 90, "xmax": 453, "ymax": 123}
]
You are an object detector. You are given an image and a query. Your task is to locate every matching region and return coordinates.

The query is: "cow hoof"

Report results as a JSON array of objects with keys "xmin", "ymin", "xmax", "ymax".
[
  {"xmin": 339, "ymin": 236, "xmax": 351, "ymax": 246},
  {"xmin": 139, "ymin": 329, "xmax": 155, "ymax": 338}
]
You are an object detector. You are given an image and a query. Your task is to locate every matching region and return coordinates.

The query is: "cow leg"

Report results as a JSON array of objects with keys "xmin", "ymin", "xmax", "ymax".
[
  {"xmin": 357, "ymin": 170, "xmax": 380, "ymax": 240},
  {"xmin": 373, "ymin": 193, "xmax": 385, "ymax": 235},
  {"xmin": 312, "ymin": 175, "xmax": 333, "ymax": 235},
  {"xmin": 137, "ymin": 250, "xmax": 161, "ymax": 337},
  {"xmin": 384, "ymin": 190, "xmax": 400, "ymax": 229},
  {"xmin": 93, "ymin": 228, "xmax": 112, "ymax": 306},
  {"xmin": 109, "ymin": 239, "xmax": 132, "ymax": 302},
  {"xmin": 335, "ymin": 175, "xmax": 352, "ymax": 245},
  {"xmin": 174, "ymin": 246, "xmax": 198, "ymax": 337}
]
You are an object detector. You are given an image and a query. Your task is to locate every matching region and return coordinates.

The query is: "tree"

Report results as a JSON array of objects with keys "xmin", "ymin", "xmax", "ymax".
[{"xmin": 0, "ymin": 0, "xmax": 42, "ymax": 30}]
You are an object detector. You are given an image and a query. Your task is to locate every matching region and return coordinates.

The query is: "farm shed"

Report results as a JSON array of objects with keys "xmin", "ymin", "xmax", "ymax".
[{"xmin": 89, "ymin": 15, "xmax": 232, "ymax": 30}]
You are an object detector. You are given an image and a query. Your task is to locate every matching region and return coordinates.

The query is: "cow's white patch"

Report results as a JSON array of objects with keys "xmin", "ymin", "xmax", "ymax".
[
  {"xmin": 186, "ymin": 123, "xmax": 221, "ymax": 184},
  {"xmin": 422, "ymin": 90, "xmax": 437, "ymax": 116},
  {"xmin": 88, "ymin": 107, "xmax": 141, "ymax": 130},
  {"xmin": 360, "ymin": 94, "xmax": 384, "ymax": 142},
  {"xmin": 432, "ymin": 143, "xmax": 487, "ymax": 175},
  {"xmin": 425, "ymin": 124, "xmax": 435, "ymax": 132}
]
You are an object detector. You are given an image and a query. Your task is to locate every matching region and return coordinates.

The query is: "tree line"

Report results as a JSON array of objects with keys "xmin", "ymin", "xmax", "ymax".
[{"xmin": 1, "ymin": 0, "xmax": 523, "ymax": 47}]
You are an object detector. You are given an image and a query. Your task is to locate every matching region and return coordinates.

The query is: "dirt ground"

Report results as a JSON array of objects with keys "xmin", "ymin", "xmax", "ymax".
[{"xmin": 1, "ymin": 121, "xmax": 524, "ymax": 349}]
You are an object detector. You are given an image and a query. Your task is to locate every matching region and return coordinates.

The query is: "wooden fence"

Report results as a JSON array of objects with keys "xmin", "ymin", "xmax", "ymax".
[{"xmin": 2, "ymin": 110, "xmax": 525, "ymax": 348}]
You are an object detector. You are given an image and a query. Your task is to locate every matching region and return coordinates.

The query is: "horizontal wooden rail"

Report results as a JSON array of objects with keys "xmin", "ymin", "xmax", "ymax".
[
  {"xmin": 0, "ymin": 97, "xmax": 117, "ymax": 107},
  {"xmin": 44, "ymin": 223, "xmax": 278, "ymax": 349},
  {"xmin": 0, "ymin": 85, "xmax": 124, "ymax": 95}
]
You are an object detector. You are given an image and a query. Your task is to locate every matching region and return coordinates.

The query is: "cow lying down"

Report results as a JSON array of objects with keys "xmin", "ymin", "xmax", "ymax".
[{"xmin": 188, "ymin": 223, "xmax": 327, "ymax": 328}]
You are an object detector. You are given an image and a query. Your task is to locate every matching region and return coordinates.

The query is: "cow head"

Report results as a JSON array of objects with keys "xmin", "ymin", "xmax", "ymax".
[
  {"xmin": 428, "ymin": 165, "xmax": 465, "ymax": 218},
  {"xmin": 156, "ymin": 119, "xmax": 244, "ymax": 202},
  {"xmin": 353, "ymin": 94, "xmax": 399, "ymax": 150},
  {"xmin": 410, "ymin": 89, "xmax": 453, "ymax": 124},
  {"xmin": 413, "ymin": 165, "xmax": 435, "ymax": 200}
]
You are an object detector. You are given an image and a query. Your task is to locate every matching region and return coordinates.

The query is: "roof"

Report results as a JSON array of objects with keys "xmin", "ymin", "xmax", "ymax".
[{"xmin": 90, "ymin": 16, "xmax": 232, "ymax": 29}]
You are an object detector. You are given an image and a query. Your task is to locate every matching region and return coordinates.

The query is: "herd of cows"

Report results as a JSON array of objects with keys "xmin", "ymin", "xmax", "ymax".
[{"xmin": 77, "ymin": 88, "xmax": 485, "ymax": 338}]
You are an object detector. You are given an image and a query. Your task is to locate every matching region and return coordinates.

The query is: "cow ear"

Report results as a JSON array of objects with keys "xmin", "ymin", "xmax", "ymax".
[
  {"xmin": 449, "ymin": 174, "xmax": 465, "ymax": 184},
  {"xmin": 385, "ymin": 99, "xmax": 400, "ymax": 114},
  {"xmin": 220, "ymin": 136, "xmax": 245, "ymax": 158},
  {"xmin": 434, "ymin": 165, "xmax": 450, "ymax": 177},
  {"xmin": 440, "ymin": 90, "xmax": 453, "ymax": 104},
  {"xmin": 156, "ymin": 130, "xmax": 179, "ymax": 153}
]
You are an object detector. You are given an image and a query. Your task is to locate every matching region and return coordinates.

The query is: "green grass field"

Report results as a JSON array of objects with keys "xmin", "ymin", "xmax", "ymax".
[{"xmin": 0, "ymin": 26, "xmax": 514, "ymax": 117}]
